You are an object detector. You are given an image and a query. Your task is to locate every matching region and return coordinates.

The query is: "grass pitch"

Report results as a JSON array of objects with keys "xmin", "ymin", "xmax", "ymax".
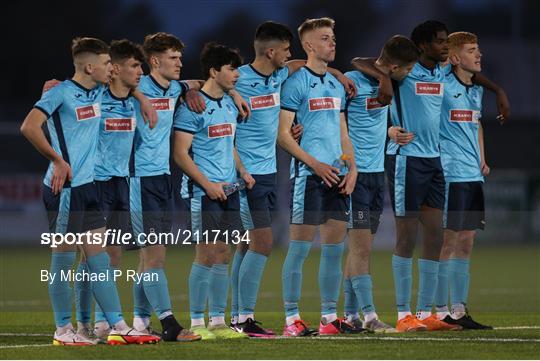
[{"xmin": 1, "ymin": 245, "xmax": 539, "ymax": 359}]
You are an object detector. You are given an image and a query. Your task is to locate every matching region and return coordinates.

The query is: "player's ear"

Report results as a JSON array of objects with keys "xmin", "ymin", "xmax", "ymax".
[
  {"xmin": 266, "ymin": 47, "xmax": 274, "ymax": 60},
  {"xmin": 449, "ymin": 54, "xmax": 459, "ymax": 66},
  {"xmin": 83, "ymin": 62, "xmax": 93, "ymax": 76},
  {"xmin": 150, "ymin": 55, "xmax": 159, "ymax": 69},
  {"xmin": 112, "ymin": 63, "xmax": 121, "ymax": 75},
  {"xmin": 389, "ymin": 64, "xmax": 399, "ymax": 74},
  {"xmin": 209, "ymin": 67, "xmax": 218, "ymax": 79}
]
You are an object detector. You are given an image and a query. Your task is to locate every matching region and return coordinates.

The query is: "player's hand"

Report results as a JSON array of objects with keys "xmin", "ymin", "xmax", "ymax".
[
  {"xmin": 139, "ymin": 97, "xmax": 158, "ymax": 129},
  {"xmin": 481, "ymin": 162, "xmax": 490, "ymax": 176},
  {"xmin": 311, "ymin": 161, "xmax": 340, "ymax": 187},
  {"xmin": 338, "ymin": 170, "xmax": 357, "ymax": 195},
  {"xmin": 389, "ymin": 126, "xmax": 414, "ymax": 145},
  {"xmin": 42, "ymin": 79, "xmax": 61, "ymax": 94},
  {"xmin": 185, "ymin": 89, "xmax": 206, "ymax": 113},
  {"xmin": 337, "ymin": 74, "xmax": 357, "ymax": 99},
  {"xmin": 51, "ymin": 158, "xmax": 72, "ymax": 195},
  {"xmin": 291, "ymin": 124, "xmax": 303, "ymax": 143},
  {"xmin": 241, "ymin": 171, "xmax": 256, "ymax": 190},
  {"xmin": 495, "ymin": 89, "xmax": 510, "ymax": 124},
  {"xmin": 204, "ymin": 181, "xmax": 227, "ymax": 202},
  {"xmin": 377, "ymin": 75, "xmax": 393, "ymax": 105},
  {"xmin": 231, "ymin": 91, "xmax": 251, "ymax": 120}
]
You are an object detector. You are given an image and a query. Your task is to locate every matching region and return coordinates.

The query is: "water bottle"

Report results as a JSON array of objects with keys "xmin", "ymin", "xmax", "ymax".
[
  {"xmin": 332, "ymin": 154, "xmax": 351, "ymax": 174},
  {"xmin": 222, "ymin": 178, "xmax": 247, "ymax": 196}
]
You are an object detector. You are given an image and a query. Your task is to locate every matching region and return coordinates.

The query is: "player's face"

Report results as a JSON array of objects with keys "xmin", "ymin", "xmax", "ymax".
[
  {"xmin": 91, "ymin": 54, "xmax": 113, "ymax": 84},
  {"xmin": 269, "ymin": 40, "xmax": 291, "ymax": 68},
  {"xmin": 456, "ymin": 43, "xmax": 482, "ymax": 73},
  {"xmin": 308, "ymin": 27, "xmax": 336, "ymax": 63},
  {"xmin": 117, "ymin": 57, "xmax": 144, "ymax": 89},
  {"xmin": 215, "ymin": 64, "xmax": 240, "ymax": 91},
  {"xmin": 390, "ymin": 62, "xmax": 416, "ymax": 81},
  {"xmin": 428, "ymin": 30, "xmax": 449, "ymax": 62},
  {"xmin": 154, "ymin": 49, "xmax": 182, "ymax": 81}
]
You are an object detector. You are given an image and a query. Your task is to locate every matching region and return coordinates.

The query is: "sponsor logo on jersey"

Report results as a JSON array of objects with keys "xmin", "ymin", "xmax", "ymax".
[
  {"xmin": 208, "ymin": 123, "xmax": 234, "ymax": 138},
  {"xmin": 249, "ymin": 93, "xmax": 279, "ymax": 110},
  {"xmin": 76, "ymin": 104, "xmax": 100, "ymax": 121},
  {"xmin": 104, "ymin": 118, "xmax": 136, "ymax": 132},
  {"xmin": 365, "ymin": 97, "xmax": 386, "ymax": 110},
  {"xmin": 308, "ymin": 97, "xmax": 341, "ymax": 111},
  {"xmin": 149, "ymin": 98, "xmax": 174, "ymax": 111},
  {"xmin": 415, "ymin": 82, "xmax": 443, "ymax": 96},
  {"xmin": 449, "ymin": 109, "xmax": 480, "ymax": 123}
]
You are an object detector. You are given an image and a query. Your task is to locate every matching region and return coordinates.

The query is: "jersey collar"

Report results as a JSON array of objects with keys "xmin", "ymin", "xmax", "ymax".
[
  {"xmin": 303, "ymin": 66, "xmax": 327, "ymax": 82},
  {"xmin": 200, "ymin": 90, "xmax": 224, "ymax": 107},
  {"xmin": 149, "ymin": 74, "xmax": 170, "ymax": 95}
]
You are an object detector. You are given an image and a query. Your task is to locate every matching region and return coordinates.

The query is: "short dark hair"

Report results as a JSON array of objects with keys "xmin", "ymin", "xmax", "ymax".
[
  {"xmin": 200, "ymin": 42, "xmax": 243, "ymax": 79},
  {"xmin": 110, "ymin": 39, "xmax": 145, "ymax": 64},
  {"xmin": 379, "ymin": 35, "xmax": 420, "ymax": 66},
  {"xmin": 255, "ymin": 21, "xmax": 293, "ymax": 43},
  {"xmin": 71, "ymin": 37, "xmax": 109, "ymax": 59},
  {"xmin": 411, "ymin": 20, "xmax": 448, "ymax": 47},
  {"xmin": 143, "ymin": 32, "xmax": 184, "ymax": 62}
]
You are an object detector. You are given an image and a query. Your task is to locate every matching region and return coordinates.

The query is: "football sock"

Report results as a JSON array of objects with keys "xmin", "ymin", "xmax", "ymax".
[
  {"xmin": 416, "ymin": 259, "xmax": 439, "ymax": 312},
  {"xmin": 49, "ymin": 252, "xmax": 76, "ymax": 327},
  {"xmin": 282, "ymin": 240, "xmax": 312, "ymax": 317},
  {"xmin": 343, "ymin": 277, "xmax": 359, "ymax": 318},
  {"xmin": 238, "ymin": 250, "xmax": 267, "ymax": 317},
  {"xmin": 320, "ymin": 243, "xmax": 344, "ymax": 318},
  {"xmin": 208, "ymin": 264, "xmax": 229, "ymax": 321},
  {"xmin": 351, "ymin": 273, "xmax": 376, "ymax": 314},
  {"xmin": 435, "ymin": 260, "xmax": 450, "ymax": 314},
  {"xmin": 449, "ymin": 258, "xmax": 470, "ymax": 306},
  {"xmin": 142, "ymin": 268, "xmax": 171, "ymax": 320},
  {"xmin": 230, "ymin": 250, "xmax": 244, "ymax": 321},
  {"xmin": 392, "ymin": 255, "xmax": 412, "ymax": 313},
  {"xmin": 74, "ymin": 262, "xmax": 92, "ymax": 325},
  {"xmin": 188, "ymin": 263, "xmax": 211, "ymax": 321},
  {"xmin": 94, "ymin": 266, "xmax": 119, "ymax": 324},
  {"xmin": 133, "ymin": 273, "xmax": 152, "ymax": 326}
]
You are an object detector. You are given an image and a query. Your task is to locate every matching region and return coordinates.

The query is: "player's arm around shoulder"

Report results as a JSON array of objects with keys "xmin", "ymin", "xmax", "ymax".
[{"xmin": 472, "ymin": 73, "xmax": 510, "ymax": 123}]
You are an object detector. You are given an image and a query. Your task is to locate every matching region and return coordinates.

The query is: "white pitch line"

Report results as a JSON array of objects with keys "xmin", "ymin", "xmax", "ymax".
[
  {"xmin": 254, "ymin": 336, "xmax": 540, "ymax": 343},
  {"xmin": 494, "ymin": 326, "xmax": 540, "ymax": 330},
  {"xmin": 0, "ymin": 344, "xmax": 52, "ymax": 349},
  {"xmin": 0, "ymin": 333, "xmax": 49, "ymax": 337}
]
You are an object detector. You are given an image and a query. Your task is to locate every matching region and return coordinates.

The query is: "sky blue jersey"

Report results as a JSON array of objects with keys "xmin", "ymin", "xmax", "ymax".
[
  {"xmin": 132, "ymin": 75, "xmax": 188, "ymax": 177},
  {"xmin": 440, "ymin": 71, "xmax": 484, "ymax": 183},
  {"xmin": 344, "ymin": 70, "xmax": 389, "ymax": 172},
  {"xmin": 387, "ymin": 62, "xmax": 451, "ymax": 157},
  {"xmin": 94, "ymin": 88, "xmax": 136, "ymax": 180},
  {"xmin": 235, "ymin": 64, "xmax": 289, "ymax": 175},
  {"xmin": 34, "ymin": 80, "xmax": 104, "ymax": 188},
  {"xmin": 174, "ymin": 91, "xmax": 238, "ymax": 198},
  {"xmin": 281, "ymin": 66, "xmax": 347, "ymax": 178}
]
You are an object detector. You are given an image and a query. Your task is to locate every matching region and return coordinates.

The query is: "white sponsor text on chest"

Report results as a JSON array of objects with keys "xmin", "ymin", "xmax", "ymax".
[{"xmin": 308, "ymin": 97, "xmax": 341, "ymax": 111}]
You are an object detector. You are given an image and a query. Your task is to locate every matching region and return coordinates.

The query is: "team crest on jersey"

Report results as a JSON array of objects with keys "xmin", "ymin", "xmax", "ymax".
[
  {"xmin": 250, "ymin": 93, "xmax": 279, "ymax": 110},
  {"xmin": 75, "ymin": 103, "xmax": 100, "ymax": 121},
  {"xmin": 104, "ymin": 118, "xmax": 136, "ymax": 132},
  {"xmin": 208, "ymin": 123, "xmax": 235, "ymax": 138},
  {"xmin": 149, "ymin": 98, "xmax": 174, "ymax": 111},
  {"xmin": 365, "ymin": 97, "xmax": 387, "ymax": 110},
  {"xmin": 449, "ymin": 109, "xmax": 480, "ymax": 123},
  {"xmin": 415, "ymin": 82, "xmax": 443, "ymax": 96},
  {"xmin": 308, "ymin": 97, "xmax": 341, "ymax": 111}
]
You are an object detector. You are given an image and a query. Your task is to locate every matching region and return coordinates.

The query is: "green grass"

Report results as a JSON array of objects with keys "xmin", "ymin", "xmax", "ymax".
[{"xmin": 1, "ymin": 245, "xmax": 539, "ymax": 359}]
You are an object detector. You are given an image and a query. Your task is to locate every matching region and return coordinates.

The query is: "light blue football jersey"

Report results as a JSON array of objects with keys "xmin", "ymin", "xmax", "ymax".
[
  {"xmin": 440, "ymin": 71, "xmax": 484, "ymax": 182},
  {"xmin": 131, "ymin": 75, "xmax": 187, "ymax": 177},
  {"xmin": 386, "ymin": 62, "xmax": 450, "ymax": 157},
  {"xmin": 281, "ymin": 66, "xmax": 347, "ymax": 178},
  {"xmin": 344, "ymin": 70, "xmax": 389, "ymax": 172},
  {"xmin": 235, "ymin": 64, "xmax": 289, "ymax": 175},
  {"xmin": 174, "ymin": 91, "xmax": 239, "ymax": 198},
  {"xmin": 34, "ymin": 80, "xmax": 104, "ymax": 187},
  {"xmin": 94, "ymin": 88, "xmax": 136, "ymax": 180}
]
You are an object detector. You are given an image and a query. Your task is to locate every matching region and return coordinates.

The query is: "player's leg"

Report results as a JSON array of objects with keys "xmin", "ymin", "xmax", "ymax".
[
  {"xmin": 230, "ymin": 242, "xmax": 247, "ymax": 328},
  {"xmin": 343, "ymin": 256, "xmax": 360, "ymax": 323},
  {"xmin": 386, "ymin": 155, "xmax": 426, "ymax": 332},
  {"xmin": 282, "ymin": 176, "xmax": 318, "ymax": 336},
  {"xmin": 236, "ymin": 174, "xmax": 276, "ymax": 337}
]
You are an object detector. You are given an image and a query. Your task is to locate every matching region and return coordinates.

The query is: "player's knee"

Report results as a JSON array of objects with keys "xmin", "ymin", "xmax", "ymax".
[{"xmin": 249, "ymin": 238, "xmax": 273, "ymax": 256}]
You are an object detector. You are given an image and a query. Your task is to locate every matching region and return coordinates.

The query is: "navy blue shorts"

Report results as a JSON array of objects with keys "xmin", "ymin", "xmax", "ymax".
[
  {"xmin": 96, "ymin": 177, "xmax": 132, "ymax": 245},
  {"xmin": 129, "ymin": 174, "xmax": 173, "ymax": 241},
  {"xmin": 43, "ymin": 182, "xmax": 105, "ymax": 234},
  {"xmin": 290, "ymin": 175, "xmax": 349, "ymax": 226},
  {"xmin": 347, "ymin": 172, "xmax": 385, "ymax": 234},
  {"xmin": 240, "ymin": 173, "xmax": 277, "ymax": 230},
  {"xmin": 444, "ymin": 181, "xmax": 485, "ymax": 231},
  {"xmin": 184, "ymin": 192, "xmax": 242, "ymax": 243},
  {"xmin": 386, "ymin": 155, "xmax": 446, "ymax": 217}
]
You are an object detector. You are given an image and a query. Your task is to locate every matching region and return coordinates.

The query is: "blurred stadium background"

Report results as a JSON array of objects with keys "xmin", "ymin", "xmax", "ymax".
[{"xmin": 1, "ymin": 0, "xmax": 538, "ymax": 247}]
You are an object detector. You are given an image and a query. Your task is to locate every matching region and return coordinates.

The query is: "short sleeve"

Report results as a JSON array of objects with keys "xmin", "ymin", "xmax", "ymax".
[
  {"xmin": 34, "ymin": 85, "xmax": 64, "ymax": 118},
  {"xmin": 280, "ymin": 76, "xmax": 305, "ymax": 112},
  {"xmin": 173, "ymin": 103, "xmax": 202, "ymax": 134},
  {"xmin": 177, "ymin": 81, "xmax": 189, "ymax": 97}
]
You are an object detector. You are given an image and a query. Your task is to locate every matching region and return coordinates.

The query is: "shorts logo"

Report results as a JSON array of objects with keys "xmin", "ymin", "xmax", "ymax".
[
  {"xmin": 75, "ymin": 104, "xmax": 100, "ymax": 121},
  {"xmin": 415, "ymin": 82, "xmax": 443, "ymax": 96},
  {"xmin": 308, "ymin": 97, "xmax": 341, "ymax": 111},
  {"xmin": 449, "ymin": 109, "xmax": 480, "ymax": 123},
  {"xmin": 249, "ymin": 93, "xmax": 279, "ymax": 110},
  {"xmin": 208, "ymin": 123, "xmax": 234, "ymax": 138},
  {"xmin": 149, "ymin": 98, "xmax": 174, "ymax": 111},
  {"xmin": 365, "ymin": 97, "xmax": 386, "ymax": 110},
  {"xmin": 104, "ymin": 118, "xmax": 136, "ymax": 132}
]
